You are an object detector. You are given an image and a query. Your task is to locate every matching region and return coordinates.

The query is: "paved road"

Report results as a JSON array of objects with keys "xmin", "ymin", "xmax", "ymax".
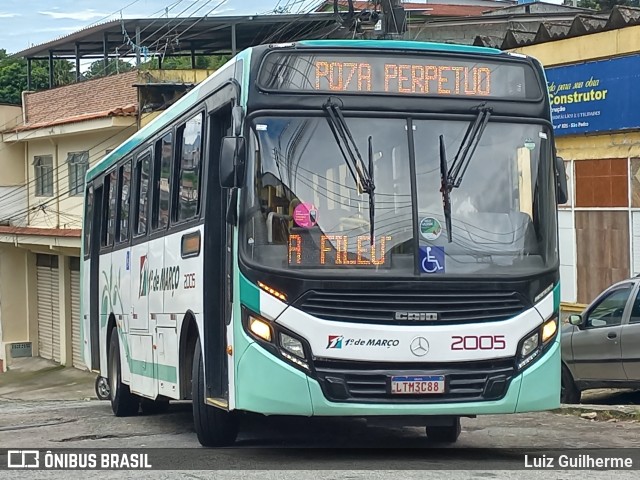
[{"xmin": 1, "ymin": 398, "xmax": 640, "ymax": 478}]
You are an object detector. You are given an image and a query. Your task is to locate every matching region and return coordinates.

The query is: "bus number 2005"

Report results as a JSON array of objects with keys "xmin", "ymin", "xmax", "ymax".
[{"xmin": 451, "ymin": 335, "xmax": 506, "ymax": 351}]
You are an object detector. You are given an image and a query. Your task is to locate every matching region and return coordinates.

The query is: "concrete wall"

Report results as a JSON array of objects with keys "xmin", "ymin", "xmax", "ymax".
[
  {"xmin": 140, "ymin": 69, "xmax": 217, "ymax": 85},
  {"xmin": 0, "ymin": 246, "xmax": 29, "ymax": 370},
  {"xmin": 0, "ymin": 140, "xmax": 27, "ymax": 225},
  {"xmin": 0, "ymin": 105, "xmax": 22, "ymax": 130}
]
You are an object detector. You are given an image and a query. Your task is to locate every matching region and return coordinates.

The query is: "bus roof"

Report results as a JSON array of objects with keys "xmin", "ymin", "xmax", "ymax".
[
  {"xmin": 86, "ymin": 40, "xmax": 505, "ymax": 181},
  {"xmin": 296, "ymin": 39, "xmax": 502, "ymax": 56}
]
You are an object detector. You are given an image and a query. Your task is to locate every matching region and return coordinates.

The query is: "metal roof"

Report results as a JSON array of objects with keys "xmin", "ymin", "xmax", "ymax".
[
  {"xmin": 12, "ymin": 13, "xmax": 347, "ymax": 59},
  {"xmin": 474, "ymin": 6, "xmax": 640, "ymax": 49}
]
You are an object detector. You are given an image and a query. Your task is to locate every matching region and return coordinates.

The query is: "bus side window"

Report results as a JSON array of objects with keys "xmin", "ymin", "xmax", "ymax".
[
  {"xmin": 135, "ymin": 154, "xmax": 151, "ymax": 236},
  {"xmin": 117, "ymin": 160, "xmax": 132, "ymax": 243},
  {"xmin": 175, "ymin": 112, "xmax": 204, "ymax": 222},
  {"xmin": 84, "ymin": 185, "xmax": 93, "ymax": 257},
  {"xmin": 152, "ymin": 133, "xmax": 173, "ymax": 230},
  {"xmin": 102, "ymin": 170, "xmax": 117, "ymax": 247}
]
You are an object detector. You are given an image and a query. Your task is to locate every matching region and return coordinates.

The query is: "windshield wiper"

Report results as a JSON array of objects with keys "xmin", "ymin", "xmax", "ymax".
[
  {"xmin": 323, "ymin": 98, "xmax": 376, "ymax": 243},
  {"xmin": 439, "ymin": 103, "xmax": 493, "ymax": 242}
]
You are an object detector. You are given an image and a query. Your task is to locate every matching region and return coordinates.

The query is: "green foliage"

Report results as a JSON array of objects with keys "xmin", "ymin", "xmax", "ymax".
[
  {"xmin": 84, "ymin": 59, "xmax": 135, "ymax": 79},
  {"xmin": 0, "ymin": 47, "xmax": 229, "ymax": 105},
  {"xmin": 0, "ymin": 49, "xmax": 75, "ymax": 104}
]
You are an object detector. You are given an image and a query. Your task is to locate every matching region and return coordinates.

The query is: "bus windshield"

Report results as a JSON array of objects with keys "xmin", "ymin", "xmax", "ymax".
[{"xmin": 241, "ymin": 115, "xmax": 557, "ymax": 276}]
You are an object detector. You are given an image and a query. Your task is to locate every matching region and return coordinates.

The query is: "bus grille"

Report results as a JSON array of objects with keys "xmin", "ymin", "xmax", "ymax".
[
  {"xmin": 295, "ymin": 290, "xmax": 528, "ymax": 324},
  {"xmin": 313, "ymin": 358, "xmax": 516, "ymax": 403}
]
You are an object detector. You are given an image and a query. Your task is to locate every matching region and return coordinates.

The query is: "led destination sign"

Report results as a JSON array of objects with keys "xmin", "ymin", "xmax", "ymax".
[
  {"xmin": 288, "ymin": 230, "xmax": 392, "ymax": 268},
  {"xmin": 258, "ymin": 52, "xmax": 540, "ymax": 99}
]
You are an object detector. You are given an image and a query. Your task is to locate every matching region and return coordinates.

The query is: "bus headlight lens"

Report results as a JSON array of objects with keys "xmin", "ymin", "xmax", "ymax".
[
  {"xmin": 520, "ymin": 332, "xmax": 539, "ymax": 357},
  {"xmin": 280, "ymin": 333, "xmax": 305, "ymax": 360},
  {"xmin": 249, "ymin": 316, "xmax": 272, "ymax": 342},
  {"xmin": 517, "ymin": 316, "xmax": 559, "ymax": 370},
  {"xmin": 542, "ymin": 318, "xmax": 558, "ymax": 343}
]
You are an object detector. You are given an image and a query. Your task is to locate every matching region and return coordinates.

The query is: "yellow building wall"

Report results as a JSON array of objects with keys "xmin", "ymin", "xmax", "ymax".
[
  {"xmin": 0, "ymin": 105, "xmax": 26, "ymax": 187},
  {"xmin": 0, "ymin": 105, "xmax": 22, "ymax": 130},
  {"xmin": 511, "ymin": 25, "xmax": 640, "ymax": 67},
  {"xmin": 0, "ymin": 246, "xmax": 29, "ymax": 361},
  {"xmin": 140, "ymin": 69, "xmax": 216, "ymax": 85},
  {"xmin": 26, "ymin": 127, "xmax": 137, "ymax": 229}
]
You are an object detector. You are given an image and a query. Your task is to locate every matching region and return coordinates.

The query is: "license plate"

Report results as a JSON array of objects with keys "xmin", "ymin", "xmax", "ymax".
[{"xmin": 390, "ymin": 375, "xmax": 445, "ymax": 395}]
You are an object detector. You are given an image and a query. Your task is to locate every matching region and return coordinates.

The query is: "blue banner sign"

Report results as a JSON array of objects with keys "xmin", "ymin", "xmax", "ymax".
[{"xmin": 545, "ymin": 54, "xmax": 640, "ymax": 136}]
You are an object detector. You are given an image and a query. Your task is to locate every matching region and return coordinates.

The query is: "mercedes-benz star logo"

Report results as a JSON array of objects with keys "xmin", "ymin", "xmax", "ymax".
[{"xmin": 410, "ymin": 337, "xmax": 429, "ymax": 357}]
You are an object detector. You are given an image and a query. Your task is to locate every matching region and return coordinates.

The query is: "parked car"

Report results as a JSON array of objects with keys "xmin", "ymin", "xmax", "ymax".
[{"xmin": 561, "ymin": 278, "xmax": 640, "ymax": 403}]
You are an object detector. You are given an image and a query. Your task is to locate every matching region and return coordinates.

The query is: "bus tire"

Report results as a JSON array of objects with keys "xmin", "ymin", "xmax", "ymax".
[
  {"xmin": 561, "ymin": 364, "xmax": 581, "ymax": 404},
  {"xmin": 192, "ymin": 340, "xmax": 238, "ymax": 447},
  {"xmin": 140, "ymin": 398, "xmax": 170, "ymax": 415},
  {"xmin": 108, "ymin": 330, "xmax": 140, "ymax": 417},
  {"xmin": 426, "ymin": 418, "xmax": 461, "ymax": 443}
]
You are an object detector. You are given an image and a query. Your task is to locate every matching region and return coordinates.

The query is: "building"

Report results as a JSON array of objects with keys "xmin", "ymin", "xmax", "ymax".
[
  {"xmin": 0, "ymin": 13, "xmax": 355, "ymax": 372},
  {"xmin": 487, "ymin": 6, "xmax": 640, "ymax": 308},
  {"xmin": 315, "ymin": 0, "xmax": 514, "ymax": 19}
]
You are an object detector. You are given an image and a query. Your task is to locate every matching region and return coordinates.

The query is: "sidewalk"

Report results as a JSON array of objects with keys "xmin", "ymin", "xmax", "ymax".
[{"xmin": 0, "ymin": 357, "xmax": 97, "ymax": 401}]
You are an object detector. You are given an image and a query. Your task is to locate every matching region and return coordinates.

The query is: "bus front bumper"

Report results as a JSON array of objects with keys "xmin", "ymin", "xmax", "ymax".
[{"xmin": 234, "ymin": 335, "xmax": 560, "ymax": 416}]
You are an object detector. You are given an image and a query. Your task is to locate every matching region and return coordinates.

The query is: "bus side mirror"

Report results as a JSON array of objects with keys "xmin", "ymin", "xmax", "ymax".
[
  {"xmin": 555, "ymin": 156, "xmax": 568, "ymax": 204},
  {"xmin": 219, "ymin": 136, "xmax": 245, "ymax": 188}
]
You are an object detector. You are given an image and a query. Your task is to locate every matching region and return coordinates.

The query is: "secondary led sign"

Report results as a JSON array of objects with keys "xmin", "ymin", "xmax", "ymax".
[{"xmin": 287, "ymin": 231, "xmax": 392, "ymax": 268}]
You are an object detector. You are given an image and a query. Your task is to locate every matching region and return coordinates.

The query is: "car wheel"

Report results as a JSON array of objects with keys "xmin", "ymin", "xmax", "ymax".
[
  {"xmin": 561, "ymin": 364, "xmax": 581, "ymax": 404},
  {"xmin": 108, "ymin": 330, "xmax": 140, "ymax": 416}
]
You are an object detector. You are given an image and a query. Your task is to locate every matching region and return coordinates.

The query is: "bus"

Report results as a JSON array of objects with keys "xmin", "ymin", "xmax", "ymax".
[{"xmin": 81, "ymin": 40, "xmax": 568, "ymax": 447}]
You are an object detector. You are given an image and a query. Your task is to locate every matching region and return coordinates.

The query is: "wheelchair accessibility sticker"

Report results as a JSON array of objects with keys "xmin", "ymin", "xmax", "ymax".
[{"xmin": 419, "ymin": 246, "xmax": 445, "ymax": 273}]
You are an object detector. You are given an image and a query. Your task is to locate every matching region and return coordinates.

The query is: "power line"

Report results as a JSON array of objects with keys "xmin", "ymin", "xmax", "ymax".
[{"xmin": 0, "ymin": 121, "xmax": 142, "ymax": 221}]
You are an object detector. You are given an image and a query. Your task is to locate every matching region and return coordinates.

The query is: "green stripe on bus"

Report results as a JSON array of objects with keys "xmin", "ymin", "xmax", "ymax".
[
  {"xmin": 239, "ymin": 273, "xmax": 260, "ymax": 313},
  {"xmin": 129, "ymin": 359, "xmax": 177, "ymax": 384},
  {"xmin": 553, "ymin": 283, "xmax": 561, "ymax": 312}
]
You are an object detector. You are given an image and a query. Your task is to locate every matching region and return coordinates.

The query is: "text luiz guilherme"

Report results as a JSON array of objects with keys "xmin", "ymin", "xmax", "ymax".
[{"xmin": 525, "ymin": 454, "xmax": 633, "ymax": 469}]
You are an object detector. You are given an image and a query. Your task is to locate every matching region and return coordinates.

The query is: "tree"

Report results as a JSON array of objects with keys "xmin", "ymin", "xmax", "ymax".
[
  {"xmin": 84, "ymin": 59, "xmax": 135, "ymax": 79},
  {"xmin": 0, "ymin": 49, "xmax": 75, "ymax": 104},
  {"xmin": 0, "ymin": 49, "xmax": 25, "ymax": 104}
]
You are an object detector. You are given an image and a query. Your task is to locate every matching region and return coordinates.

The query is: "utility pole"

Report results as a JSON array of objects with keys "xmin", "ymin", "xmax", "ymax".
[{"xmin": 379, "ymin": 0, "xmax": 407, "ymax": 37}]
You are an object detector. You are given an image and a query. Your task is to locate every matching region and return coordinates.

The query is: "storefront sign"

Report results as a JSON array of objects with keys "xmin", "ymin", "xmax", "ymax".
[{"xmin": 546, "ymin": 54, "xmax": 640, "ymax": 136}]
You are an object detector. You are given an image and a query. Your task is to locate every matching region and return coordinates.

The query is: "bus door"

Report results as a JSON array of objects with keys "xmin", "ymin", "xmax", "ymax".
[
  {"xmin": 203, "ymin": 90, "xmax": 234, "ymax": 402},
  {"xmin": 89, "ymin": 184, "xmax": 103, "ymax": 371}
]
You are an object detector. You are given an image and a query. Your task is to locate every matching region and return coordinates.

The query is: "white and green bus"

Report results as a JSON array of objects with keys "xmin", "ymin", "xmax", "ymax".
[{"xmin": 82, "ymin": 40, "xmax": 568, "ymax": 446}]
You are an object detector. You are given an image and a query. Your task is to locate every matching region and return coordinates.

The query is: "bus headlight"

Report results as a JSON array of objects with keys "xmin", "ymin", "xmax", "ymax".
[
  {"xmin": 280, "ymin": 333, "xmax": 305, "ymax": 360},
  {"xmin": 520, "ymin": 332, "xmax": 539, "ymax": 358},
  {"xmin": 248, "ymin": 316, "xmax": 272, "ymax": 342},
  {"xmin": 542, "ymin": 317, "xmax": 558, "ymax": 343},
  {"xmin": 517, "ymin": 316, "xmax": 558, "ymax": 371},
  {"xmin": 242, "ymin": 307, "xmax": 311, "ymax": 372}
]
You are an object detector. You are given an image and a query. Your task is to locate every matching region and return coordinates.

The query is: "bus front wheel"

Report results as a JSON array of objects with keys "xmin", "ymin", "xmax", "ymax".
[
  {"xmin": 108, "ymin": 330, "xmax": 140, "ymax": 417},
  {"xmin": 426, "ymin": 417, "xmax": 461, "ymax": 443},
  {"xmin": 191, "ymin": 340, "xmax": 238, "ymax": 447}
]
